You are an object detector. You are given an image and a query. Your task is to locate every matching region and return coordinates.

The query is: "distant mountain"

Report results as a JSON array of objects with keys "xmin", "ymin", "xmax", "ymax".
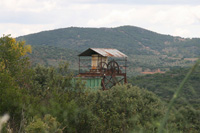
[{"xmin": 17, "ymin": 26, "xmax": 200, "ymax": 75}]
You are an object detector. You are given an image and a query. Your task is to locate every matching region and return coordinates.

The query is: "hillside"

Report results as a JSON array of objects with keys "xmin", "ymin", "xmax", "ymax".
[
  {"xmin": 129, "ymin": 66, "xmax": 200, "ymax": 108},
  {"xmin": 17, "ymin": 26, "xmax": 200, "ymax": 75},
  {"xmin": 29, "ymin": 45, "xmax": 78, "ymax": 68}
]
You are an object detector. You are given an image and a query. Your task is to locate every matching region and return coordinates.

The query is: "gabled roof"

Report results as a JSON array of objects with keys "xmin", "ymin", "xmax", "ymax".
[{"xmin": 78, "ymin": 48, "xmax": 127, "ymax": 58}]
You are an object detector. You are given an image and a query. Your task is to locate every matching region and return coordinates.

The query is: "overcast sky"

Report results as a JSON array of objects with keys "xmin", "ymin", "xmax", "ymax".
[{"xmin": 0, "ymin": 0, "xmax": 200, "ymax": 38}]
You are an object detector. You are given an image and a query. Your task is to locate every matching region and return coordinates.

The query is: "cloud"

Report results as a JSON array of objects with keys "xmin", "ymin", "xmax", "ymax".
[
  {"xmin": 86, "ymin": 5, "xmax": 200, "ymax": 37},
  {"xmin": 63, "ymin": 0, "xmax": 200, "ymax": 5},
  {"xmin": 174, "ymin": 28, "xmax": 191, "ymax": 37},
  {"xmin": 0, "ymin": 23, "xmax": 54, "ymax": 37}
]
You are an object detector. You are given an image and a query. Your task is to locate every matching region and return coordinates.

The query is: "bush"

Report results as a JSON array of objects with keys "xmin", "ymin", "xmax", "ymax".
[{"xmin": 25, "ymin": 114, "xmax": 62, "ymax": 133}]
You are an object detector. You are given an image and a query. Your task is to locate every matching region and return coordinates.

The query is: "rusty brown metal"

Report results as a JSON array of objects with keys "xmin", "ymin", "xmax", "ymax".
[
  {"xmin": 79, "ymin": 48, "xmax": 127, "ymax": 58},
  {"xmin": 78, "ymin": 72, "xmax": 126, "ymax": 77}
]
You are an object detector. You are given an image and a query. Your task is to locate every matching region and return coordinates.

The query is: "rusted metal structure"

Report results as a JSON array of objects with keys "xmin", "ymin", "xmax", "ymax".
[{"xmin": 78, "ymin": 48, "xmax": 128, "ymax": 90}]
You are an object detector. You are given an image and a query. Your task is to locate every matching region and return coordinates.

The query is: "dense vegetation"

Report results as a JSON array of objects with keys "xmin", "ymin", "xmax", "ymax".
[
  {"xmin": 129, "ymin": 65, "xmax": 200, "ymax": 132},
  {"xmin": 1, "ymin": 35, "xmax": 200, "ymax": 132},
  {"xmin": 129, "ymin": 66, "xmax": 200, "ymax": 105},
  {"xmin": 17, "ymin": 26, "xmax": 200, "ymax": 75}
]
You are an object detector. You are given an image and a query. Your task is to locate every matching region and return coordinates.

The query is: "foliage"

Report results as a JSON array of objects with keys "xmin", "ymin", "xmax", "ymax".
[
  {"xmin": 158, "ymin": 59, "xmax": 200, "ymax": 133},
  {"xmin": 129, "ymin": 66, "xmax": 200, "ymax": 107},
  {"xmin": 129, "ymin": 62, "xmax": 200, "ymax": 132},
  {"xmin": 0, "ymin": 35, "xmax": 33, "ymax": 131},
  {"xmin": 83, "ymin": 84, "xmax": 166, "ymax": 132},
  {"xmin": 0, "ymin": 35, "xmax": 31, "ymax": 73},
  {"xmin": 25, "ymin": 114, "xmax": 62, "ymax": 133}
]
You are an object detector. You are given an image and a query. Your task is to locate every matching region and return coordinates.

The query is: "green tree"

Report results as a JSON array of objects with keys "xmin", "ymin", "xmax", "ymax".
[
  {"xmin": 71, "ymin": 84, "xmax": 169, "ymax": 132},
  {"xmin": 0, "ymin": 35, "xmax": 32, "ymax": 132},
  {"xmin": 0, "ymin": 35, "xmax": 32, "ymax": 88},
  {"xmin": 0, "ymin": 35, "xmax": 31, "ymax": 74}
]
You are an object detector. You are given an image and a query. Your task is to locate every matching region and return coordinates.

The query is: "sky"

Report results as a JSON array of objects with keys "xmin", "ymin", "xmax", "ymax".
[{"xmin": 0, "ymin": 0, "xmax": 200, "ymax": 38}]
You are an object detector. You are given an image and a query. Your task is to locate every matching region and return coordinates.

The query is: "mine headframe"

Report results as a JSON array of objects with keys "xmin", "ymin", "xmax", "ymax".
[{"xmin": 78, "ymin": 48, "xmax": 128, "ymax": 90}]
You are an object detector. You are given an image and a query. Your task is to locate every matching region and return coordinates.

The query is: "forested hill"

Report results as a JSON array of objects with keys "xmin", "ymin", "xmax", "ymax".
[{"xmin": 17, "ymin": 26, "xmax": 200, "ymax": 75}]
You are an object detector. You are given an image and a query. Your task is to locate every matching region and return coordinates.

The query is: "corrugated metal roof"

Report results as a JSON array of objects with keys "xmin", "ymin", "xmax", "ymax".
[{"xmin": 79, "ymin": 48, "xmax": 127, "ymax": 58}]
